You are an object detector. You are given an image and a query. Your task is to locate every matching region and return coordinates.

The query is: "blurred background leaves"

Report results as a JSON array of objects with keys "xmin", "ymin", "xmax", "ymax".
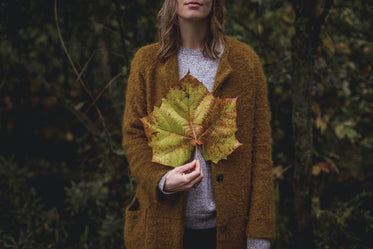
[{"xmin": 0, "ymin": 0, "xmax": 372, "ymax": 248}]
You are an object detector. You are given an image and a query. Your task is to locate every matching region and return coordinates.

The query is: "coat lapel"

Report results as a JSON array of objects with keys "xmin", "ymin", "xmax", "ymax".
[
  {"xmin": 212, "ymin": 38, "xmax": 232, "ymax": 94},
  {"xmin": 160, "ymin": 52, "xmax": 179, "ymax": 88}
]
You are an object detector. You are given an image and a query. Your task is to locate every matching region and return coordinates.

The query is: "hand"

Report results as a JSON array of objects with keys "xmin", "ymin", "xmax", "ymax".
[{"xmin": 163, "ymin": 159, "xmax": 203, "ymax": 192}]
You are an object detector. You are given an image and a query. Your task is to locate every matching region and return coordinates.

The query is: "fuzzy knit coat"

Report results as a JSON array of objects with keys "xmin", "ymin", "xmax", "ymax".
[{"xmin": 122, "ymin": 36, "xmax": 275, "ymax": 249}]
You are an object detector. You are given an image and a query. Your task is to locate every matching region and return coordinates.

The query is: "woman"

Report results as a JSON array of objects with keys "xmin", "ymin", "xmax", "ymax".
[{"xmin": 122, "ymin": 0, "xmax": 275, "ymax": 248}]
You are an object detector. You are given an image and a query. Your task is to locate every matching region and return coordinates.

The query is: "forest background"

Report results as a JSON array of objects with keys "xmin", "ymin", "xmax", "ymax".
[{"xmin": 0, "ymin": 0, "xmax": 372, "ymax": 248}]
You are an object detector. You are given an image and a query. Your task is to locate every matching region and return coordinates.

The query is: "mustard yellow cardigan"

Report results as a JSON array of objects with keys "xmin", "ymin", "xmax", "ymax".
[{"xmin": 122, "ymin": 36, "xmax": 275, "ymax": 249}]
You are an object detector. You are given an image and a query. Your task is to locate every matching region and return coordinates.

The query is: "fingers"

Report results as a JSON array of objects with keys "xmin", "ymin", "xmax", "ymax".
[
  {"xmin": 182, "ymin": 159, "xmax": 203, "ymax": 190},
  {"xmin": 183, "ymin": 159, "xmax": 203, "ymax": 180},
  {"xmin": 164, "ymin": 159, "xmax": 203, "ymax": 192},
  {"xmin": 193, "ymin": 159, "xmax": 203, "ymax": 178},
  {"xmin": 178, "ymin": 159, "xmax": 197, "ymax": 173}
]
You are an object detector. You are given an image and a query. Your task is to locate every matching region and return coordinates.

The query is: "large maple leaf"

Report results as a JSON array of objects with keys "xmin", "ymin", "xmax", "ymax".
[{"xmin": 140, "ymin": 72, "xmax": 242, "ymax": 167}]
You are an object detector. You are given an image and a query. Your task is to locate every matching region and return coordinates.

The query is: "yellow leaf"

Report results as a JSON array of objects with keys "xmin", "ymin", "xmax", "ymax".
[
  {"xmin": 315, "ymin": 116, "xmax": 328, "ymax": 133},
  {"xmin": 272, "ymin": 165, "xmax": 284, "ymax": 180},
  {"xmin": 312, "ymin": 165, "xmax": 321, "ymax": 176},
  {"xmin": 66, "ymin": 132, "xmax": 74, "ymax": 141},
  {"xmin": 141, "ymin": 72, "xmax": 242, "ymax": 167}
]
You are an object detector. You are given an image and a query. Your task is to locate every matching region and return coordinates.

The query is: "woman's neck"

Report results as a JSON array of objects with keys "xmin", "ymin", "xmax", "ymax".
[{"xmin": 178, "ymin": 19, "xmax": 208, "ymax": 50}]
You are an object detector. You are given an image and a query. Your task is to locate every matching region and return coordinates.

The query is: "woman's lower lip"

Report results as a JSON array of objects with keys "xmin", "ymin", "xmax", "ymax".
[{"xmin": 187, "ymin": 3, "xmax": 201, "ymax": 7}]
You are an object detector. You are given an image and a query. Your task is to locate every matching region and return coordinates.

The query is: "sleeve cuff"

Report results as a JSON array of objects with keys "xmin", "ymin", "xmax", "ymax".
[
  {"xmin": 158, "ymin": 171, "xmax": 176, "ymax": 195},
  {"xmin": 247, "ymin": 238, "xmax": 271, "ymax": 249}
]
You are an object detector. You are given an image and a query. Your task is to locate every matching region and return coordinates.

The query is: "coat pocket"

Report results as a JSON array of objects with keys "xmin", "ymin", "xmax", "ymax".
[
  {"xmin": 144, "ymin": 205, "xmax": 184, "ymax": 249},
  {"xmin": 124, "ymin": 195, "xmax": 147, "ymax": 249}
]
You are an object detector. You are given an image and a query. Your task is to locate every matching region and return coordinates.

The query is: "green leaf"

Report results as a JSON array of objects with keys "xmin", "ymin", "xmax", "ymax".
[
  {"xmin": 334, "ymin": 120, "xmax": 361, "ymax": 143},
  {"xmin": 141, "ymin": 72, "xmax": 242, "ymax": 167}
]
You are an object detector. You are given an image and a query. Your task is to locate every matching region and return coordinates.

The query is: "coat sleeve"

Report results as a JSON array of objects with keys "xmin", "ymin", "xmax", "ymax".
[
  {"xmin": 122, "ymin": 48, "xmax": 171, "ymax": 203},
  {"xmin": 246, "ymin": 54, "xmax": 276, "ymax": 239}
]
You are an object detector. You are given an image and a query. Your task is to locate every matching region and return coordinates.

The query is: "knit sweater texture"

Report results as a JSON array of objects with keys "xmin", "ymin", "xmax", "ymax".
[{"xmin": 122, "ymin": 36, "xmax": 275, "ymax": 249}]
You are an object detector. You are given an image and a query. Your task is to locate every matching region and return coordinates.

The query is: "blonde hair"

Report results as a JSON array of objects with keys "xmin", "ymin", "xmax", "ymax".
[{"xmin": 157, "ymin": 0, "xmax": 225, "ymax": 61}]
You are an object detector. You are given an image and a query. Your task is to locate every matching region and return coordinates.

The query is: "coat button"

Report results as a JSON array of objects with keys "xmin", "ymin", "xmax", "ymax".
[
  {"xmin": 217, "ymin": 174, "xmax": 224, "ymax": 182},
  {"xmin": 221, "ymin": 226, "xmax": 227, "ymax": 233}
]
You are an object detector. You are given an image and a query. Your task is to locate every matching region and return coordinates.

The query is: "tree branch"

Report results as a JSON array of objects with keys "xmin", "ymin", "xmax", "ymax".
[
  {"xmin": 74, "ymin": 51, "xmax": 96, "ymax": 84},
  {"xmin": 86, "ymin": 72, "xmax": 122, "ymax": 113},
  {"xmin": 54, "ymin": 0, "xmax": 111, "ymax": 144}
]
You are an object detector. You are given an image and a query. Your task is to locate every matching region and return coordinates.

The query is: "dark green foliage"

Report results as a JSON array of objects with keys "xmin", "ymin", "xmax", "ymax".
[
  {"xmin": 0, "ymin": 157, "xmax": 127, "ymax": 249},
  {"xmin": 315, "ymin": 192, "xmax": 373, "ymax": 249},
  {"xmin": 0, "ymin": 0, "xmax": 372, "ymax": 248}
]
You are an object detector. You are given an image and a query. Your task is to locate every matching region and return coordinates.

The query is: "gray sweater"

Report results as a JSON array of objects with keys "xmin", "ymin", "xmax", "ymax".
[{"xmin": 158, "ymin": 46, "xmax": 270, "ymax": 249}]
